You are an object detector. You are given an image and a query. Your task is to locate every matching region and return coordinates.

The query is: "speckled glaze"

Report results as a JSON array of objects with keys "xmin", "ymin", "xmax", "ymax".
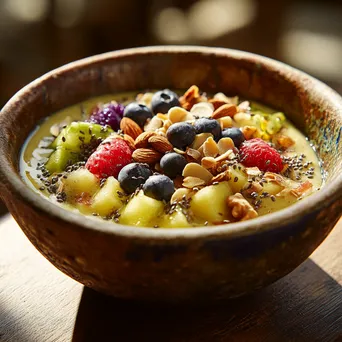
[{"xmin": 0, "ymin": 47, "xmax": 341, "ymax": 303}]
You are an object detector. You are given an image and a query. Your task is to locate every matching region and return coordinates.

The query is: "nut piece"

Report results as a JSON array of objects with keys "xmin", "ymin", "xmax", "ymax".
[
  {"xmin": 148, "ymin": 135, "xmax": 173, "ymax": 153},
  {"xmin": 191, "ymin": 133, "xmax": 213, "ymax": 150},
  {"xmin": 132, "ymin": 148, "xmax": 162, "ymax": 164},
  {"xmin": 186, "ymin": 148, "xmax": 202, "ymax": 162},
  {"xmin": 218, "ymin": 116, "xmax": 233, "ymax": 129},
  {"xmin": 179, "ymin": 85, "xmax": 200, "ymax": 110},
  {"xmin": 171, "ymin": 188, "xmax": 194, "ymax": 203},
  {"xmin": 238, "ymin": 101, "xmax": 250, "ymax": 112},
  {"xmin": 201, "ymin": 156, "xmax": 217, "ymax": 170},
  {"xmin": 212, "ymin": 104, "xmax": 238, "ymax": 119},
  {"xmin": 144, "ymin": 116, "xmax": 163, "ymax": 131},
  {"xmin": 203, "ymin": 137, "xmax": 219, "ymax": 158},
  {"xmin": 123, "ymin": 134, "xmax": 136, "ymax": 151},
  {"xmin": 137, "ymin": 92, "xmax": 154, "ymax": 107},
  {"xmin": 168, "ymin": 107, "xmax": 194, "ymax": 123},
  {"xmin": 210, "ymin": 170, "xmax": 231, "ymax": 184},
  {"xmin": 273, "ymin": 133, "xmax": 295, "ymax": 149},
  {"xmin": 182, "ymin": 176, "xmax": 206, "ymax": 188},
  {"xmin": 120, "ymin": 117, "xmax": 143, "ymax": 140},
  {"xmin": 182, "ymin": 163, "xmax": 213, "ymax": 184},
  {"xmin": 209, "ymin": 99, "xmax": 228, "ymax": 110},
  {"xmin": 213, "ymin": 93, "xmax": 238, "ymax": 105},
  {"xmin": 134, "ymin": 131, "xmax": 156, "ymax": 148},
  {"xmin": 290, "ymin": 180, "xmax": 313, "ymax": 198},
  {"xmin": 190, "ymin": 102, "xmax": 214, "ymax": 118},
  {"xmin": 227, "ymin": 193, "xmax": 258, "ymax": 221},
  {"xmin": 242, "ymin": 126, "xmax": 257, "ymax": 140},
  {"xmin": 217, "ymin": 137, "xmax": 234, "ymax": 155},
  {"xmin": 215, "ymin": 149, "xmax": 236, "ymax": 162}
]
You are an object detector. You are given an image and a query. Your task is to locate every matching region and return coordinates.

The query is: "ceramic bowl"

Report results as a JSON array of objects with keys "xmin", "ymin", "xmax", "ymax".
[{"xmin": 0, "ymin": 47, "xmax": 341, "ymax": 303}]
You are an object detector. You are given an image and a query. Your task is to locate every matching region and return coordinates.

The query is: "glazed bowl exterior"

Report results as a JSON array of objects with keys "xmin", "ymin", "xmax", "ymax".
[{"xmin": 0, "ymin": 47, "xmax": 341, "ymax": 303}]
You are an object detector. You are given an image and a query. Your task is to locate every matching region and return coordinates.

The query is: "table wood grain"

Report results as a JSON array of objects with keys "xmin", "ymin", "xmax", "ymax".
[{"xmin": 0, "ymin": 214, "xmax": 341, "ymax": 342}]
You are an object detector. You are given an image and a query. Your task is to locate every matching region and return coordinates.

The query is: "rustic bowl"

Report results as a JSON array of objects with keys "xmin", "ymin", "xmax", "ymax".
[{"xmin": 0, "ymin": 47, "xmax": 341, "ymax": 303}]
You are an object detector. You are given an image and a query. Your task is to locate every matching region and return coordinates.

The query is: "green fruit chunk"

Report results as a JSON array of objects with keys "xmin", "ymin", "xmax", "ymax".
[
  {"xmin": 46, "ymin": 122, "xmax": 113, "ymax": 173},
  {"xmin": 159, "ymin": 207, "xmax": 192, "ymax": 228},
  {"xmin": 91, "ymin": 177, "xmax": 126, "ymax": 217},
  {"xmin": 120, "ymin": 191, "xmax": 164, "ymax": 227},
  {"xmin": 191, "ymin": 181, "xmax": 233, "ymax": 222}
]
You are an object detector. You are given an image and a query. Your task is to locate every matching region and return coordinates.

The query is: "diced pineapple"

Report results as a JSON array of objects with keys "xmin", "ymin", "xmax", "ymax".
[
  {"xmin": 227, "ymin": 165, "xmax": 248, "ymax": 193},
  {"xmin": 119, "ymin": 191, "xmax": 164, "ymax": 227},
  {"xmin": 190, "ymin": 181, "xmax": 233, "ymax": 222},
  {"xmin": 159, "ymin": 208, "xmax": 192, "ymax": 228},
  {"xmin": 63, "ymin": 168, "xmax": 100, "ymax": 200},
  {"xmin": 91, "ymin": 177, "xmax": 125, "ymax": 217}
]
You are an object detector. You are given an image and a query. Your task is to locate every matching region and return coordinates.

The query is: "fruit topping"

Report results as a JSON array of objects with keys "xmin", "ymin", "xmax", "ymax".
[
  {"xmin": 160, "ymin": 152, "xmax": 187, "ymax": 178},
  {"xmin": 89, "ymin": 102, "xmax": 124, "ymax": 131},
  {"xmin": 194, "ymin": 118, "xmax": 222, "ymax": 141},
  {"xmin": 143, "ymin": 174, "xmax": 175, "ymax": 201},
  {"xmin": 151, "ymin": 89, "xmax": 180, "ymax": 114},
  {"xmin": 166, "ymin": 122, "xmax": 196, "ymax": 149},
  {"xmin": 46, "ymin": 122, "xmax": 113, "ymax": 173},
  {"xmin": 118, "ymin": 163, "xmax": 152, "ymax": 194},
  {"xmin": 221, "ymin": 127, "xmax": 245, "ymax": 148},
  {"xmin": 123, "ymin": 102, "xmax": 153, "ymax": 127},
  {"xmin": 239, "ymin": 138, "xmax": 283, "ymax": 173},
  {"xmin": 85, "ymin": 137, "xmax": 132, "ymax": 178}
]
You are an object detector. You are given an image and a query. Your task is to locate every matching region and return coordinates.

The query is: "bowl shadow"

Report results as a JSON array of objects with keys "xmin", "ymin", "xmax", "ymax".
[{"xmin": 72, "ymin": 259, "xmax": 342, "ymax": 342}]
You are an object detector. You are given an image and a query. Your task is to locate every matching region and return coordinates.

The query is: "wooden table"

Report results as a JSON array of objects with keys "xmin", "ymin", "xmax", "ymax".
[{"xmin": 0, "ymin": 214, "xmax": 341, "ymax": 342}]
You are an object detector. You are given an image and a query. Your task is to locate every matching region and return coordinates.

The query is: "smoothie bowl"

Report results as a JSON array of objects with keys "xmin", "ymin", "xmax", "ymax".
[{"xmin": 0, "ymin": 47, "xmax": 341, "ymax": 302}]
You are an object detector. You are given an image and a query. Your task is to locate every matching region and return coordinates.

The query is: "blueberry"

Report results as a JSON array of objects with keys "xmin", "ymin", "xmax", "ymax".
[
  {"xmin": 118, "ymin": 163, "xmax": 152, "ymax": 194},
  {"xmin": 160, "ymin": 152, "xmax": 187, "ymax": 179},
  {"xmin": 166, "ymin": 122, "xmax": 196, "ymax": 149},
  {"xmin": 221, "ymin": 127, "xmax": 246, "ymax": 147},
  {"xmin": 123, "ymin": 103, "xmax": 153, "ymax": 127},
  {"xmin": 193, "ymin": 118, "xmax": 222, "ymax": 141},
  {"xmin": 151, "ymin": 89, "xmax": 180, "ymax": 114},
  {"xmin": 143, "ymin": 175, "xmax": 175, "ymax": 202}
]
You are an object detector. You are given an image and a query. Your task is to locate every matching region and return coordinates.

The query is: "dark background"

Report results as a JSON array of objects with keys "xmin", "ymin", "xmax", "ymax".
[{"xmin": 1, "ymin": 0, "xmax": 342, "ymax": 213}]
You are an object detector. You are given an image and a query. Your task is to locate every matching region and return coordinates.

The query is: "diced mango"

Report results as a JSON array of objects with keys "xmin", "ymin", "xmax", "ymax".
[
  {"xmin": 91, "ymin": 177, "xmax": 125, "ymax": 217},
  {"xmin": 190, "ymin": 181, "xmax": 233, "ymax": 222},
  {"xmin": 227, "ymin": 165, "xmax": 248, "ymax": 193},
  {"xmin": 63, "ymin": 168, "xmax": 99, "ymax": 200},
  {"xmin": 119, "ymin": 191, "xmax": 164, "ymax": 227},
  {"xmin": 159, "ymin": 208, "xmax": 192, "ymax": 228}
]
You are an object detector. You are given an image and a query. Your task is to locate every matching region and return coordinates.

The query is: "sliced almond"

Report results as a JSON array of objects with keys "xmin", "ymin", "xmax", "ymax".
[
  {"xmin": 134, "ymin": 131, "xmax": 156, "ymax": 148},
  {"xmin": 186, "ymin": 148, "xmax": 202, "ymax": 162},
  {"xmin": 212, "ymin": 104, "xmax": 238, "ymax": 119},
  {"xmin": 191, "ymin": 133, "xmax": 213, "ymax": 150},
  {"xmin": 209, "ymin": 99, "xmax": 228, "ymax": 110},
  {"xmin": 120, "ymin": 117, "xmax": 143, "ymax": 140},
  {"xmin": 182, "ymin": 163, "xmax": 213, "ymax": 184},
  {"xmin": 132, "ymin": 148, "xmax": 162, "ymax": 164},
  {"xmin": 217, "ymin": 137, "xmax": 234, "ymax": 155},
  {"xmin": 171, "ymin": 188, "xmax": 194, "ymax": 203},
  {"xmin": 214, "ymin": 93, "xmax": 238, "ymax": 105},
  {"xmin": 218, "ymin": 116, "xmax": 233, "ymax": 129},
  {"xmin": 245, "ymin": 167, "xmax": 261, "ymax": 178},
  {"xmin": 182, "ymin": 176, "xmax": 206, "ymax": 188},
  {"xmin": 203, "ymin": 137, "xmax": 219, "ymax": 158},
  {"xmin": 242, "ymin": 126, "xmax": 257, "ymax": 140},
  {"xmin": 190, "ymin": 102, "xmax": 214, "ymax": 118},
  {"xmin": 173, "ymin": 148, "xmax": 186, "ymax": 155},
  {"xmin": 290, "ymin": 180, "xmax": 313, "ymax": 198},
  {"xmin": 144, "ymin": 116, "xmax": 163, "ymax": 131},
  {"xmin": 215, "ymin": 149, "xmax": 236, "ymax": 162},
  {"xmin": 210, "ymin": 170, "xmax": 231, "ymax": 184},
  {"xmin": 273, "ymin": 133, "xmax": 295, "ymax": 149},
  {"xmin": 201, "ymin": 156, "xmax": 217, "ymax": 170},
  {"xmin": 168, "ymin": 107, "xmax": 188, "ymax": 123},
  {"xmin": 148, "ymin": 135, "xmax": 173, "ymax": 153},
  {"xmin": 123, "ymin": 134, "xmax": 136, "ymax": 151},
  {"xmin": 179, "ymin": 85, "xmax": 200, "ymax": 110},
  {"xmin": 238, "ymin": 101, "xmax": 250, "ymax": 112}
]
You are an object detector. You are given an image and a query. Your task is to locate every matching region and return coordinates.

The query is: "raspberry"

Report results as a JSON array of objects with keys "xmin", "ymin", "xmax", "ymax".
[
  {"xmin": 85, "ymin": 137, "xmax": 132, "ymax": 178},
  {"xmin": 239, "ymin": 138, "xmax": 283, "ymax": 173},
  {"xmin": 89, "ymin": 102, "xmax": 125, "ymax": 131}
]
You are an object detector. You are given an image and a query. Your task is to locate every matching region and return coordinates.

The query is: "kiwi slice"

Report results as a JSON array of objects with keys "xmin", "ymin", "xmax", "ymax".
[{"xmin": 46, "ymin": 122, "xmax": 113, "ymax": 173}]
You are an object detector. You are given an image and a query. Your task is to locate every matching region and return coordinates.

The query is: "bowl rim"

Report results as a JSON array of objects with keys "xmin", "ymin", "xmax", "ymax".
[{"xmin": 1, "ymin": 45, "xmax": 341, "ymax": 240}]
